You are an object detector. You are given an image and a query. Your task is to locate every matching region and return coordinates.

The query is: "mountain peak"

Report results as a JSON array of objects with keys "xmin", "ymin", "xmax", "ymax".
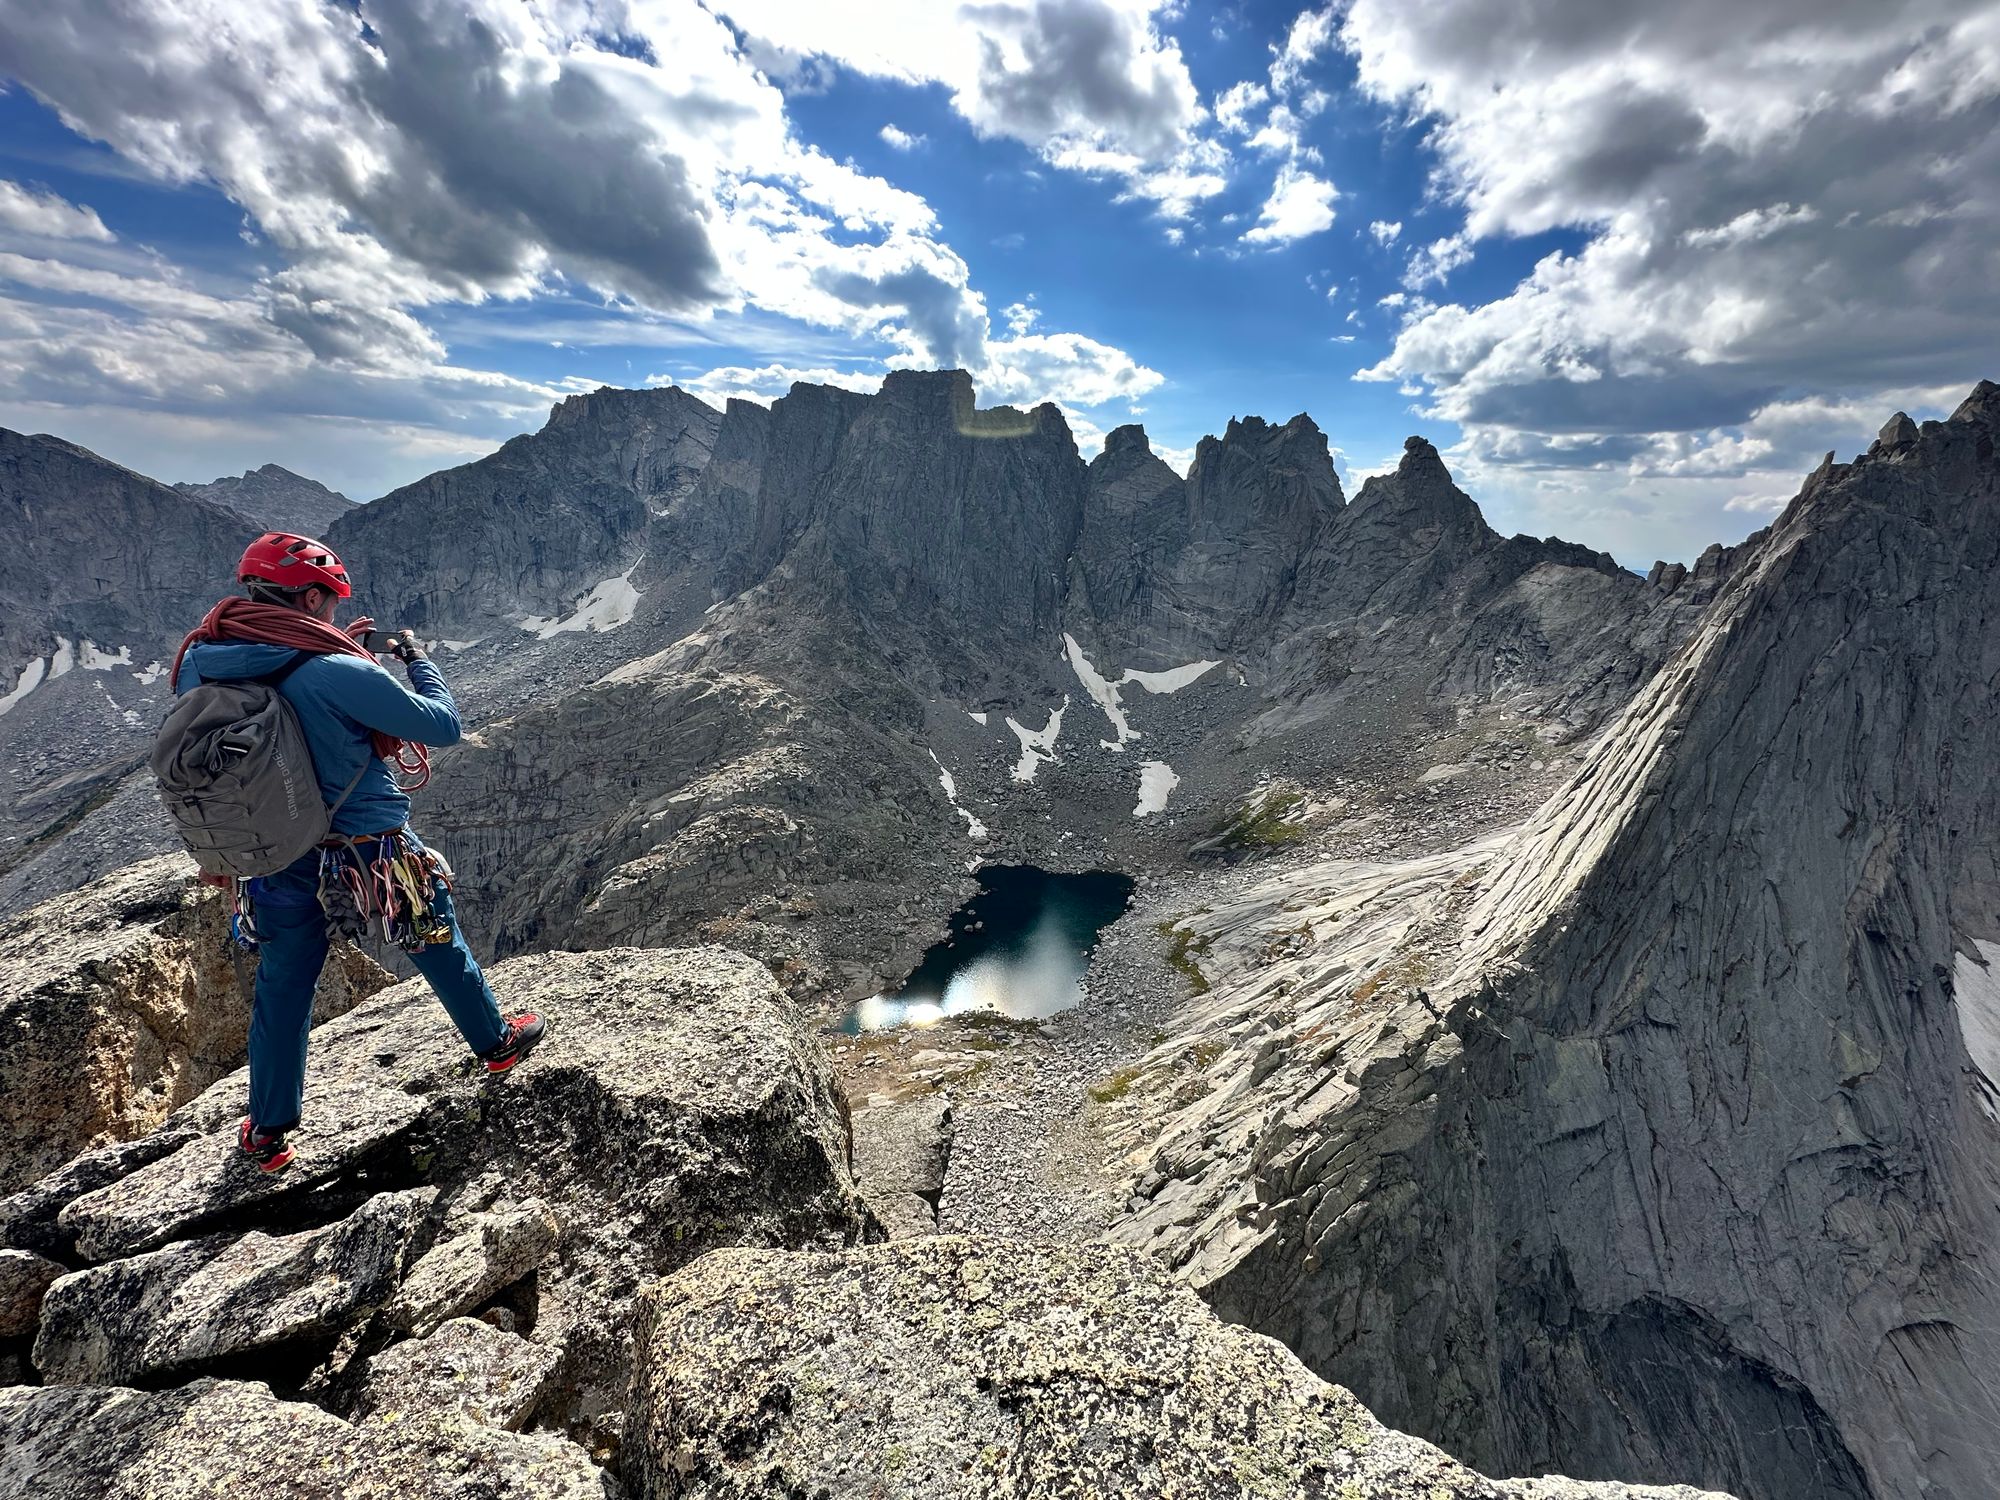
[
  {"xmin": 545, "ymin": 384, "xmax": 719, "ymax": 432},
  {"xmin": 1347, "ymin": 434, "xmax": 1484, "ymax": 537},
  {"xmin": 1396, "ymin": 433, "xmax": 1452, "ymax": 482},
  {"xmin": 1102, "ymin": 423, "xmax": 1152, "ymax": 458},
  {"xmin": 1952, "ymin": 378, "xmax": 2000, "ymax": 423},
  {"xmin": 172, "ymin": 460, "xmax": 352, "ymax": 535}
]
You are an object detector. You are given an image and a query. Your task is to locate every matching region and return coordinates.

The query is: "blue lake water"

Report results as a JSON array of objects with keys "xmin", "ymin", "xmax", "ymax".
[{"xmin": 840, "ymin": 865, "xmax": 1136, "ymax": 1032}]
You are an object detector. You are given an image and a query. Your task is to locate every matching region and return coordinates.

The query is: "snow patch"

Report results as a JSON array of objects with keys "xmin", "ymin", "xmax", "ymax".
[
  {"xmin": 929, "ymin": 750, "xmax": 989, "ymax": 840},
  {"xmin": 1955, "ymin": 941, "xmax": 2000, "ymax": 1122},
  {"xmin": 1005, "ymin": 698, "xmax": 1068, "ymax": 783},
  {"xmin": 0, "ymin": 656, "xmax": 48, "ymax": 716},
  {"xmin": 132, "ymin": 661, "xmax": 166, "ymax": 686},
  {"xmin": 1126, "ymin": 660, "xmax": 1219, "ymax": 694},
  {"xmin": 1134, "ymin": 760, "xmax": 1179, "ymax": 816},
  {"xmin": 967, "ymin": 710, "xmax": 988, "ymax": 725},
  {"xmin": 1062, "ymin": 633, "xmax": 1220, "ymax": 751},
  {"xmin": 439, "ymin": 639, "xmax": 480, "ymax": 653},
  {"xmin": 0, "ymin": 635, "xmax": 95, "ymax": 714},
  {"xmin": 1063, "ymin": 634, "xmax": 1136, "ymax": 749},
  {"xmin": 520, "ymin": 560, "xmax": 643, "ymax": 638}
]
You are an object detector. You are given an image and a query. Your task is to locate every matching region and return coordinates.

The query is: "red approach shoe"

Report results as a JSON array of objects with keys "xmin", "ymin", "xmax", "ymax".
[
  {"xmin": 480, "ymin": 1012, "xmax": 547, "ymax": 1073},
  {"xmin": 238, "ymin": 1117, "xmax": 295, "ymax": 1174}
]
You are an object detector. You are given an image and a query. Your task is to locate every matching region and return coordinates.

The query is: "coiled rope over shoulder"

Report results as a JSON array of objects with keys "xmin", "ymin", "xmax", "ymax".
[{"xmin": 171, "ymin": 597, "xmax": 431, "ymax": 790}]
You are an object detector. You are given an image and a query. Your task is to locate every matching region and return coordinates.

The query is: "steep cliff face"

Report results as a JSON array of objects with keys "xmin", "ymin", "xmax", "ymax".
[
  {"xmin": 174, "ymin": 464, "xmax": 355, "ymax": 536},
  {"xmin": 0, "ymin": 440, "xmax": 258, "ymax": 897},
  {"xmin": 0, "ymin": 427, "xmax": 249, "ymax": 683},
  {"xmin": 416, "ymin": 373, "xmax": 1099, "ymax": 986},
  {"xmin": 690, "ymin": 370, "xmax": 1088, "ymax": 647},
  {"xmin": 1074, "ymin": 412, "xmax": 1344, "ymax": 653},
  {"xmin": 1105, "ymin": 387, "xmax": 2000, "ymax": 1499},
  {"xmin": 1070, "ymin": 423, "xmax": 1187, "ymax": 626},
  {"xmin": 328, "ymin": 385, "xmax": 720, "ymax": 630}
]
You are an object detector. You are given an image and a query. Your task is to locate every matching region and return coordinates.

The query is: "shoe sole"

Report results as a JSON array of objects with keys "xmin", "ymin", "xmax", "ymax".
[
  {"xmin": 484, "ymin": 1029, "xmax": 545, "ymax": 1073},
  {"xmin": 240, "ymin": 1120, "xmax": 293, "ymax": 1173}
]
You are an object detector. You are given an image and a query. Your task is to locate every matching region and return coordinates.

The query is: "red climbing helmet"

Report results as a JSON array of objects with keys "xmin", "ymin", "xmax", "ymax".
[{"xmin": 238, "ymin": 532, "xmax": 351, "ymax": 599}]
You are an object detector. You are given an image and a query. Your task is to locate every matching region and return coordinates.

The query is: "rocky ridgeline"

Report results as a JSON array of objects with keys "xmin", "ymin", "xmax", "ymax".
[
  {"xmin": 328, "ymin": 385, "xmax": 722, "ymax": 633},
  {"xmin": 390, "ymin": 369, "xmax": 1722, "ymax": 998},
  {"xmin": 1100, "ymin": 385, "xmax": 2000, "ymax": 1499},
  {"xmin": 0, "ymin": 879, "xmax": 1724, "ymax": 1498},
  {"xmin": 6, "ymin": 368, "xmax": 1724, "ymax": 959},
  {"xmin": 174, "ymin": 463, "xmax": 356, "ymax": 537}
]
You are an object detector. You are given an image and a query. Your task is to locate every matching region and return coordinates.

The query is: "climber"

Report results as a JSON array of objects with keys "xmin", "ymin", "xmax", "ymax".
[{"xmin": 171, "ymin": 532, "xmax": 545, "ymax": 1173}]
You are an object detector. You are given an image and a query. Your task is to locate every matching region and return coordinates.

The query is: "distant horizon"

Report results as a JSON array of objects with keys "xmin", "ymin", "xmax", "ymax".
[
  {"xmin": 23, "ymin": 363, "xmax": 1975, "ymax": 575},
  {"xmin": 2, "ymin": 2, "xmax": 1992, "ymax": 569}
]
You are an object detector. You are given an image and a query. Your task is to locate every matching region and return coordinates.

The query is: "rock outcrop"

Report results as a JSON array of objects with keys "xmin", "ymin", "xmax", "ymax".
[
  {"xmin": 848, "ymin": 1094, "xmax": 953, "ymax": 1238},
  {"xmin": 0, "ymin": 945, "xmax": 873, "ymax": 1441},
  {"xmin": 174, "ymin": 463, "xmax": 355, "ymax": 536},
  {"xmin": 1105, "ymin": 384, "xmax": 2000, "ymax": 1498},
  {"xmin": 35, "ymin": 1187, "xmax": 436, "ymax": 1386},
  {"xmin": 0, "ymin": 856, "xmax": 388, "ymax": 1196},
  {"xmin": 626, "ymin": 1234, "xmax": 1730, "ymax": 1500},
  {"xmin": 0, "ymin": 1379, "xmax": 620, "ymax": 1499}
]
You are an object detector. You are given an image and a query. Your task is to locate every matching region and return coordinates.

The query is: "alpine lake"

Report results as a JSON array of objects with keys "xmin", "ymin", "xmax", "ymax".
[{"xmin": 839, "ymin": 865, "xmax": 1136, "ymax": 1032}]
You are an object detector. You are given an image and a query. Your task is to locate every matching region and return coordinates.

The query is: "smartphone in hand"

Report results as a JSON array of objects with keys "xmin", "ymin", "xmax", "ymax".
[{"xmin": 367, "ymin": 628, "xmax": 423, "ymax": 662}]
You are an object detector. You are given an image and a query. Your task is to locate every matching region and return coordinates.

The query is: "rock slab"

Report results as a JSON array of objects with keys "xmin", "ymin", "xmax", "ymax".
[
  {"xmin": 352, "ymin": 1316, "xmax": 563, "ymax": 1431},
  {"xmin": 7, "ymin": 945, "xmax": 871, "ymax": 1439},
  {"xmin": 626, "ymin": 1234, "xmax": 1731, "ymax": 1500},
  {"xmin": 0, "ymin": 1378, "xmax": 619, "ymax": 1499}
]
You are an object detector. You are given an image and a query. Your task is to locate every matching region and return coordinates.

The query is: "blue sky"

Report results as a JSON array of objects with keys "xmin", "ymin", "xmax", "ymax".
[{"xmin": 0, "ymin": 1, "xmax": 1994, "ymax": 568}]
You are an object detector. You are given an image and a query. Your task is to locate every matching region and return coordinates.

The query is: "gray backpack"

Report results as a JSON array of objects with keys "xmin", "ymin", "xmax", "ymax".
[{"xmin": 152, "ymin": 652, "xmax": 366, "ymax": 878}]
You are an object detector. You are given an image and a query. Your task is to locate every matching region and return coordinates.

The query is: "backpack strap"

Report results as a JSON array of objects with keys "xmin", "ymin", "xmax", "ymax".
[
  {"xmin": 251, "ymin": 649, "xmax": 371, "ymax": 824},
  {"xmin": 326, "ymin": 756, "xmax": 371, "ymax": 822},
  {"xmin": 258, "ymin": 650, "xmax": 314, "ymax": 689}
]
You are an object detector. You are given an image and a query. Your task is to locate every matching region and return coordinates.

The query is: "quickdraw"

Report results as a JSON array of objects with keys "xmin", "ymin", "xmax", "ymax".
[
  {"xmin": 229, "ymin": 879, "xmax": 262, "ymax": 952},
  {"xmin": 318, "ymin": 829, "xmax": 456, "ymax": 952}
]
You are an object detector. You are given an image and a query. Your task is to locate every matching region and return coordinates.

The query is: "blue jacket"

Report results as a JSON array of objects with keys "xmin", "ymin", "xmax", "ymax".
[{"xmin": 176, "ymin": 641, "xmax": 462, "ymax": 836}]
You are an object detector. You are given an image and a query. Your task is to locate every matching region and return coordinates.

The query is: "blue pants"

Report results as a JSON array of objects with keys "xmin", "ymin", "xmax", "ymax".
[{"xmin": 246, "ymin": 831, "xmax": 506, "ymax": 1132}]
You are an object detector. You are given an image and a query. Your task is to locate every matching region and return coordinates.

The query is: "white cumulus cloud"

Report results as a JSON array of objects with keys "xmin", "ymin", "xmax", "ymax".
[
  {"xmin": 0, "ymin": 0, "xmax": 1169, "ymax": 475},
  {"xmin": 714, "ymin": 0, "xmax": 1223, "ymax": 216},
  {"xmin": 1243, "ymin": 163, "xmax": 1338, "ymax": 245},
  {"xmin": 1342, "ymin": 0, "xmax": 2000, "ymax": 493}
]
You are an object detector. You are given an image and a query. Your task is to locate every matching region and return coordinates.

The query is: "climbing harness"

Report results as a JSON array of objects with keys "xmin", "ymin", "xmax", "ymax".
[{"xmin": 317, "ymin": 830, "xmax": 457, "ymax": 952}]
